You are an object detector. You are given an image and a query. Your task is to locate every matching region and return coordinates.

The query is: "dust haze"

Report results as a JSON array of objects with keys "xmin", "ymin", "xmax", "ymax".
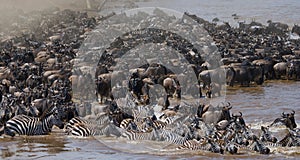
[{"xmin": 0, "ymin": 0, "xmax": 106, "ymax": 34}]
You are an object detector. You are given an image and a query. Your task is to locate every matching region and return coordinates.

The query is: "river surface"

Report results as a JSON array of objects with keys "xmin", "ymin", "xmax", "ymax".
[
  {"xmin": 1, "ymin": 0, "xmax": 300, "ymax": 159},
  {"xmin": 136, "ymin": 0, "xmax": 300, "ymax": 27}
]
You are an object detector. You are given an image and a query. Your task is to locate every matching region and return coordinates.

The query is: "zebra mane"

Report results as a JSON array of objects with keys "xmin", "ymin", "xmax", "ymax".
[{"xmin": 39, "ymin": 103, "xmax": 57, "ymax": 119}]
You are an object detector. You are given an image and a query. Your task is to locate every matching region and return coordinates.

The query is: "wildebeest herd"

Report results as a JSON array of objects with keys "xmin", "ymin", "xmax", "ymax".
[{"xmin": 0, "ymin": 8, "xmax": 299, "ymax": 156}]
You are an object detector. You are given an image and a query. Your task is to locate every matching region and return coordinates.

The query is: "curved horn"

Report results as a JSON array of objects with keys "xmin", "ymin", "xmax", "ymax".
[
  {"xmin": 292, "ymin": 110, "xmax": 295, "ymax": 115},
  {"xmin": 282, "ymin": 112, "xmax": 287, "ymax": 117},
  {"xmin": 239, "ymin": 112, "xmax": 242, "ymax": 117},
  {"xmin": 227, "ymin": 102, "xmax": 231, "ymax": 107},
  {"xmin": 227, "ymin": 105, "xmax": 232, "ymax": 110}
]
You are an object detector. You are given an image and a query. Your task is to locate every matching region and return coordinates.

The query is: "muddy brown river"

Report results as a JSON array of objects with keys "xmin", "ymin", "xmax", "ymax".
[{"xmin": 0, "ymin": 81, "xmax": 299, "ymax": 159}]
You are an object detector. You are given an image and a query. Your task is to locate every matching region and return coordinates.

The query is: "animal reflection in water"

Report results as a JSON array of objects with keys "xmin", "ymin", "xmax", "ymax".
[{"xmin": 64, "ymin": 96, "xmax": 299, "ymax": 155}]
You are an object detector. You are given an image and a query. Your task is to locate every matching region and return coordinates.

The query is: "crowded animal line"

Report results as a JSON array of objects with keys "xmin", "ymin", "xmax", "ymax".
[{"xmin": 0, "ymin": 6, "xmax": 299, "ymax": 157}]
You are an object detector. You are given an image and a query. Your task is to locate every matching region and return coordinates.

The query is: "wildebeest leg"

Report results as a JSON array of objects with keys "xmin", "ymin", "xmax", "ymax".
[
  {"xmin": 95, "ymin": 91, "xmax": 99, "ymax": 102},
  {"xmin": 206, "ymin": 90, "xmax": 212, "ymax": 98},
  {"xmin": 101, "ymin": 95, "xmax": 104, "ymax": 104},
  {"xmin": 96, "ymin": 91, "xmax": 103, "ymax": 104},
  {"xmin": 199, "ymin": 86, "xmax": 202, "ymax": 98},
  {"xmin": 246, "ymin": 81, "xmax": 250, "ymax": 87}
]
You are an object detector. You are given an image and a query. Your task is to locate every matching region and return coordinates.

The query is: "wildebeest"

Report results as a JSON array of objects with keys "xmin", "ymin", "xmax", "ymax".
[
  {"xmin": 201, "ymin": 102, "xmax": 232, "ymax": 124},
  {"xmin": 269, "ymin": 110, "xmax": 297, "ymax": 129},
  {"xmin": 162, "ymin": 77, "xmax": 181, "ymax": 98},
  {"xmin": 231, "ymin": 112, "xmax": 246, "ymax": 127},
  {"xmin": 128, "ymin": 72, "xmax": 144, "ymax": 100},
  {"xmin": 205, "ymin": 82, "xmax": 222, "ymax": 98},
  {"xmin": 273, "ymin": 62, "xmax": 288, "ymax": 79},
  {"xmin": 95, "ymin": 73, "xmax": 112, "ymax": 104},
  {"xmin": 287, "ymin": 59, "xmax": 300, "ymax": 80}
]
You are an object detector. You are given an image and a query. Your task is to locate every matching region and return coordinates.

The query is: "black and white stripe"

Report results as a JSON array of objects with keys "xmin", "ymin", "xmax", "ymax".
[
  {"xmin": 251, "ymin": 139, "xmax": 270, "ymax": 154},
  {"xmin": 65, "ymin": 113, "xmax": 114, "ymax": 137},
  {"xmin": 236, "ymin": 137, "xmax": 270, "ymax": 154},
  {"xmin": 120, "ymin": 118, "xmax": 138, "ymax": 131},
  {"xmin": 66, "ymin": 122, "xmax": 119, "ymax": 137},
  {"xmin": 178, "ymin": 138, "xmax": 224, "ymax": 154},
  {"xmin": 260, "ymin": 126, "xmax": 278, "ymax": 143},
  {"xmin": 279, "ymin": 130, "xmax": 300, "ymax": 147},
  {"xmin": 177, "ymin": 139, "xmax": 209, "ymax": 150},
  {"xmin": 4, "ymin": 107, "xmax": 64, "ymax": 136},
  {"xmin": 121, "ymin": 129, "xmax": 160, "ymax": 141},
  {"xmin": 158, "ymin": 129, "xmax": 188, "ymax": 145},
  {"xmin": 143, "ymin": 117, "xmax": 167, "ymax": 130},
  {"xmin": 67, "ymin": 123, "xmax": 95, "ymax": 137}
]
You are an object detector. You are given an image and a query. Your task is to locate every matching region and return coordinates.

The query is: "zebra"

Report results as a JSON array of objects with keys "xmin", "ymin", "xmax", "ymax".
[
  {"xmin": 158, "ymin": 114, "xmax": 178, "ymax": 125},
  {"xmin": 158, "ymin": 129, "xmax": 189, "ymax": 145},
  {"xmin": 143, "ymin": 116, "xmax": 167, "ymax": 130},
  {"xmin": 259, "ymin": 126, "xmax": 277, "ymax": 143},
  {"xmin": 66, "ymin": 121, "xmax": 120, "ymax": 137},
  {"xmin": 177, "ymin": 137, "xmax": 224, "ymax": 154},
  {"xmin": 67, "ymin": 123, "xmax": 95, "ymax": 137},
  {"xmin": 233, "ymin": 130, "xmax": 249, "ymax": 146},
  {"xmin": 65, "ymin": 116, "xmax": 92, "ymax": 136},
  {"xmin": 236, "ymin": 135, "xmax": 270, "ymax": 154},
  {"xmin": 250, "ymin": 138, "xmax": 270, "ymax": 154},
  {"xmin": 65, "ymin": 113, "xmax": 119, "ymax": 137},
  {"xmin": 66, "ymin": 117, "xmax": 89, "ymax": 127},
  {"xmin": 278, "ymin": 129, "xmax": 300, "ymax": 147},
  {"xmin": 206, "ymin": 138, "xmax": 224, "ymax": 154},
  {"xmin": 177, "ymin": 138, "xmax": 209, "ymax": 150},
  {"xmin": 242, "ymin": 127, "xmax": 257, "ymax": 141},
  {"xmin": 121, "ymin": 128, "xmax": 160, "ymax": 141},
  {"xmin": 224, "ymin": 140, "xmax": 238, "ymax": 154},
  {"xmin": 120, "ymin": 118, "xmax": 138, "ymax": 131},
  {"xmin": 66, "ymin": 114, "xmax": 108, "ymax": 130},
  {"xmin": 2, "ymin": 106, "xmax": 64, "ymax": 137}
]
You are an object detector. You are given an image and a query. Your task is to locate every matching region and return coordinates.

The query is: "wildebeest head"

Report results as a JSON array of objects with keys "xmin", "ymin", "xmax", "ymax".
[
  {"xmin": 201, "ymin": 102, "xmax": 232, "ymax": 124},
  {"xmin": 282, "ymin": 110, "xmax": 297, "ymax": 129},
  {"xmin": 221, "ymin": 102, "xmax": 232, "ymax": 121},
  {"xmin": 231, "ymin": 112, "xmax": 246, "ymax": 127}
]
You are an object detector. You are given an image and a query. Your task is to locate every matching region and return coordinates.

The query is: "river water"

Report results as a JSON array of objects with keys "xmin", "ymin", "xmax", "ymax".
[
  {"xmin": 1, "ymin": 0, "xmax": 300, "ymax": 159},
  {"xmin": 136, "ymin": 0, "xmax": 300, "ymax": 27}
]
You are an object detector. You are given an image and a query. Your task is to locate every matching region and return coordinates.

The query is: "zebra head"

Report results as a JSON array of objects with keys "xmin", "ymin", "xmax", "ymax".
[
  {"xmin": 234, "ymin": 130, "xmax": 249, "ymax": 146},
  {"xmin": 260, "ymin": 126, "xmax": 277, "ymax": 143},
  {"xmin": 48, "ymin": 106, "xmax": 64, "ymax": 129}
]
